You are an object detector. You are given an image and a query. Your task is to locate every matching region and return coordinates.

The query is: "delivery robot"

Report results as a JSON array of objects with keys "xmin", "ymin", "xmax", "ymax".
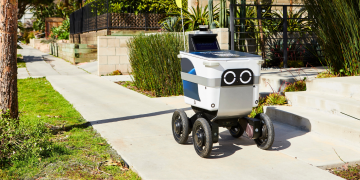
[{"xmin": 172, "ymin": 30, "xmax": 275, "ymax": 158}]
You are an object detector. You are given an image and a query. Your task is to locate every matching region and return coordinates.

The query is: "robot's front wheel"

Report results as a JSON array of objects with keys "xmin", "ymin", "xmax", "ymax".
[
  {"xmin": 229, "ymin": 123, "xmax": 244, "ymax": 138},
  {"xmin": 172, "ymin": 109, "xmax": 190, "ymax": 144},
  {"xmin": 254, "ymin": 113, "xmax": 275, "ymax": 150},
  {"xmin": 192, "ymin": 118, "xmax": 213, "ymax": 158}
]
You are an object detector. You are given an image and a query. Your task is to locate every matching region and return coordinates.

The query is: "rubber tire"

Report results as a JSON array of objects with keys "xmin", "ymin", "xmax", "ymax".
[
  {"xmin": 192, "ymin": 118, "xmax": 213, "ymax": 158},
  {"xmin": 254, "ymin": 113, "xmax": 275, "ymax": 150},
  {"xmin": 229, "ymin": 123, "xmax": 244, "ymax": 138},
  {"xmin": 171, "ymin": 109, "xmax": 190, "ymax": 144}
]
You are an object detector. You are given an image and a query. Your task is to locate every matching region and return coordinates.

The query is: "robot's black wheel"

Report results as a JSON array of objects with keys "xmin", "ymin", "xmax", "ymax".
[
  {"xmin": 229, "ymin": 123, "xmax": 244, "ymax": 138},
  {"xmin": 254, "ymin": 113, "xmax": 275, "ymax": 150},
  {"xmin": 192, "ymin": 118, "xmax": 213, "ymax": 158},
  {"xmin": 172, "ymin": 109, "xmax": 190, "ymax": 144}
]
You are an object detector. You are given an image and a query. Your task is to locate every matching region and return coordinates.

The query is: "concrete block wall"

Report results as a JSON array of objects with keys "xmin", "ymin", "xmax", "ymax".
[
  {"xmin": 96, "ymin": 28, "xmax": 228, "ymax": 76},
  {"xmin": 51, "ymin": 43, "xmax": 97, "ymax": 64},
  {"xmin": 80, "ymin": 30, "xmax": 109, "ymax": 44},
  {"xmin": 98, "ymin": 36, "xmax": 132, "ymax": 75},
  {"xmin": 211, "ymin": 28, "xmax": 229, "ymax": 50}
]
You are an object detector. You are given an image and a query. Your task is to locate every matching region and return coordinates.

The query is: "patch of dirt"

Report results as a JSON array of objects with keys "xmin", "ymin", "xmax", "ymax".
[{"xmin": 116, "ymin": 81, "xmax": 156, "ymax": 97}]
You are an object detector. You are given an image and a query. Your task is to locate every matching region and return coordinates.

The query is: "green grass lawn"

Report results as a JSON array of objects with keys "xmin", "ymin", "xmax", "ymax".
[
  {"xmin": 17, "ymin": 54, "xmax": 26, "ymax": 68},
  {"xmin": 0, "ymin": 78, "xmax": 140, "ymax": 179}
]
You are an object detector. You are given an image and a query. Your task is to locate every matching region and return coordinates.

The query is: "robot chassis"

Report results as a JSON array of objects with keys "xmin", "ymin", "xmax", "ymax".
[{"xmin": 171, "ymin": 29, "xmax": 275, "ymax": 158}]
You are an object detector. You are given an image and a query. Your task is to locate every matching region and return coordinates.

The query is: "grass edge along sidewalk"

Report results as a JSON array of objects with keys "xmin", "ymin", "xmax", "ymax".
[{"xmin": 0, "ymin": 77, "xmax": 140, "ymax": 179}]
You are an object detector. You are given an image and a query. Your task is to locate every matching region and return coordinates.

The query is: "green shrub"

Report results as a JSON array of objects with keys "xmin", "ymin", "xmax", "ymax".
[
  {"xmin": 265, "ymin": 93, "xmax": 287, "ymax": 105},
  {"xmin": 0, "ymin": 117, "xmax": 53, "ymax": 168},
  {"xmin": 304, "ymin": 0, "xmax": 360, "ymax": 76},
  {"xmin": 51, "ymin": 18, "xmax": 70, "ymax": 40},
  {"xmin": 248, "ymin": 97, "xmax": 266, "ymax": 118},
  {"xmin": 284, "ymin": 79, "xmax": 307, "ymax": 92},
  {"xmin": 127, "ymin": 33, "xmax": 185, "ymax": 97},
  {"xmin": 332, "ymin": 164, "xmax": 360, "ymax": 180},
  {"xmin": 317, "ymin": 71, "xmax": 338, "ymax": 78},
  {"xmin": 248, "ymin": 93, "xmax": 287, "ymax": 118}
]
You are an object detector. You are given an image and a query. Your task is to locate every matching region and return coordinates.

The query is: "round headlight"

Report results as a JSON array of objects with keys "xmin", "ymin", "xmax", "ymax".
[
  {"xmin": 224, "ymin": 71, "xmax": 236, "ymax": 85},
  {"xmin": 239, "ymin": 70, "xmax": 252, "ymax": 84}
]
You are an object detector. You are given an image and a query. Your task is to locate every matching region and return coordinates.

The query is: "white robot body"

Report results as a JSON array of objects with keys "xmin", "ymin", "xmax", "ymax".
[{"xmin": 180, "ymin": 50, "xmax": 263, "ymax": 120}]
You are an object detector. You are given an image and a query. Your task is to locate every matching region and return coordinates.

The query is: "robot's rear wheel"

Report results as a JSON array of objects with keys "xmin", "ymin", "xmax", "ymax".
[
  {"xmin": 229, "ymin": 123, "xmax": 244, "ymax": 138},
  {"xmin": 172, "ymin": 109, "xmax": 190, "ymax": 144},
  {"xmin": 192, "ymin": 118, "xmax": 213, "ymax": 158},
  {"xmin": 254, "ymin": 113, "xmax": 275, "ymax": 150}
]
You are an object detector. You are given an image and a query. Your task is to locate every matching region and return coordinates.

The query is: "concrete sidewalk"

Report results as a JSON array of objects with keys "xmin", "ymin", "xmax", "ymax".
[{"xmin": 19, "ymin": 45, "xmax": 347, "ymax": 180}]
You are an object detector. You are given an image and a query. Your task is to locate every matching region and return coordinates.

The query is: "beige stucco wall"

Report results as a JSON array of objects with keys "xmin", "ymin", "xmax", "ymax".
[{"xmin": 97, "ymin": 36, "xmax": 132, "ymax": 76}]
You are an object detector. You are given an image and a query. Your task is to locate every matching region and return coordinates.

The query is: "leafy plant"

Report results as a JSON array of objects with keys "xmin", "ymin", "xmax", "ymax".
[
  {"xmin": 283, "ymin": 78, "xmax": 307, "ymax": 92},
  {"xmin": 332, "ymin": 164, "xmax": 360, "ymax": 180},
  {"xmin": 161, "ymin": 16, "xmax": 183, "ymax": 32},
  {"xmin": 266, "ymin": 34, "xmax": 321, "ymax": 67},
  {"xmin": 169, "ymin": 4, "xmax": 219, "ymax": 31},
  {"xmin": 51, "ymin": 18, "xmax": 70, "ymax": 40},
  {"xmin": 248, "ymin": 97, "xmax": 266, "ymax": 118},
  {"xmin": 248, "ymin": 93, "xmax": 287, "ymax": 118},
  {"xmin": 317, "ymin": 71, "xmax": 339, "ymax": 78},
  {"xmin": 266, "ymin": 35, "xmax": 304, "ymax": 67},
  {"xmin": 271, "ymin": 7, "xmax": 311, "ymax": 34},
  {"xmin": 0, "ymin": 116, "xmax": 53, "ymax": 168},
  {"xmin": 127, "ymin": 33, "xmax": 185, "ymax": 97},
  {"xmin": 32, "ymin": 0, "xmax": 78, "ymax": 32},
  {"xmin": 266, "ymin": 93, "xmax": 287, "ymax": 105},
  {"xmin": 85, "ymin": 0, "xmax": 188, "ymax": 14},
  {"xmin": 304, "ymin": 0, "xmax": 360, "ymax": 76}
]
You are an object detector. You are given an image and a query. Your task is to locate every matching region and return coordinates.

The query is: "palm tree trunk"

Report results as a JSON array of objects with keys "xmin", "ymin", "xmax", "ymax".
[{"xmin": 0, "ymin": 0, "xmax": 19, "ymax": 119}]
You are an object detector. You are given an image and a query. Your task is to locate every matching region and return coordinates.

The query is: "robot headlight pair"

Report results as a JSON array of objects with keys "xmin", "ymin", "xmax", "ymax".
[{"xmin": 221, "ymin": 69, "xmax": 254, "ymax": 86}]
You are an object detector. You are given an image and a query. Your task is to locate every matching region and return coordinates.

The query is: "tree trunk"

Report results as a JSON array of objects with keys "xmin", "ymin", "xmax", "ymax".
[{"xmin": 0, "ymin": 0, "xmax": 18, "ymax": 119}]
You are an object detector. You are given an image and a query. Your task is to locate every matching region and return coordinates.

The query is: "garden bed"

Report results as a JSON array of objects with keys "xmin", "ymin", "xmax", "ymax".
[{"xmin": 116, "ymin": 81, "xmax": 156, "ymax": 98}]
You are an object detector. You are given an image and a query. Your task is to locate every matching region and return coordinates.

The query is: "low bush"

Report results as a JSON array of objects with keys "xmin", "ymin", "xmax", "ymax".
[
  {"xmin": 248, "ymin": 93, "xmax": 287, "ymax": 118},
  {"xmin": 304, "ymin": 0, "xmax": 360, "ymax": 76},
  {"xmin": 19, "ymin": 30, "xmax": 35, "ymax": 44},
  {"xmin": 317, "ymin": 71, "xmax": 339, "ymax": 78},
  {"xmin": 0, "ymin": 117, "xmax": 52, "ymax": 168},
  {"xmin": 283, "ymin": 78, "xmax": 307, "ymax": 92},
  {"xmin": 127, "ymin": 33, "xmax": 185, "ymax": 97},
  {"xmin": 265, "ymin": 93, "xmax": 287, "ymax": 105},
  {"xmin": 109, "ymin": 70, "xmax": 122, "ymax": 76},
  {"xmin": 51, "ymin": 18, "xmax": 70, "ymax": 40},
  {"xmin": 332, "ymin": 164, "xmax": 360, "ymax": 180}
]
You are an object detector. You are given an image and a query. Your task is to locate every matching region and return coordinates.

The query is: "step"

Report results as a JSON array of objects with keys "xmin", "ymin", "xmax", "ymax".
[
  {"xmin": 264, "ymin": 106, "xmax": 360, "ymax": 146},
  {"xmin": 286, "ymin": 91, "xmax": 360, "ymax": 118},
  {"xmin": 259, "ymin": 67, "xmax": 325, "ymax": 93},
  {"xmin": 307, "ymin": 76, "xmax": 360, "ymax": 100}
]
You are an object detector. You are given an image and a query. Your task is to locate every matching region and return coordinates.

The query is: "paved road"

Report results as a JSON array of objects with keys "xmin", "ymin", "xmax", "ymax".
[{"xmin": 18, "ymin": 45, "xmax": 349, "ymax": 180}]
